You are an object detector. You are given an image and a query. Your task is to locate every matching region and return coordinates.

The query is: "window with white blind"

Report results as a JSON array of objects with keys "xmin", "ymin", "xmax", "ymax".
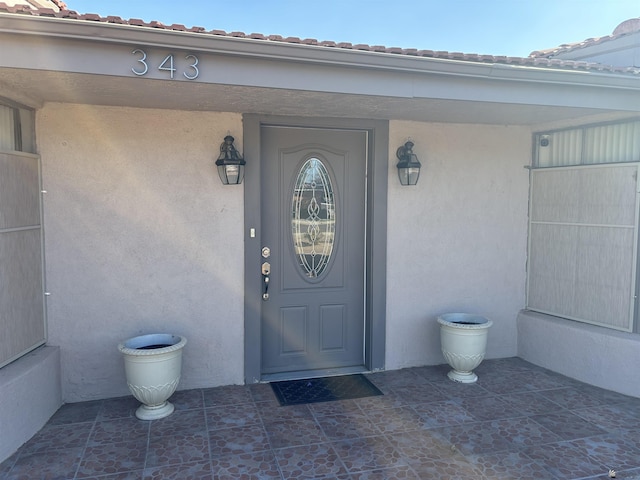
[
  {"xmin": 528, "ymin": 119, "xmax": 640, "ymax": 332},
  {"xmin": 0, "ymin": 101, "xmax": 44, "ymax": 368}
]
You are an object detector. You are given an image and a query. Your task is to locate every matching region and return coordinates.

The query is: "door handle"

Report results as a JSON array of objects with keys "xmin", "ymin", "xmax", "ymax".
[{"xmin": 262, "ymin": 261, "xmax": 271, "ymax": 300}]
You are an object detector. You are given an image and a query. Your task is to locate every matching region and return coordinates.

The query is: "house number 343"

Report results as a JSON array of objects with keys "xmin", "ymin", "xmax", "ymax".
[{"xmin": 131, "ymin": 49, "xmax": 199, "ymax": 80}]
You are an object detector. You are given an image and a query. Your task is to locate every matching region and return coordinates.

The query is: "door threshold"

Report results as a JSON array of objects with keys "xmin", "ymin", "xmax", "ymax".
[{"xmin": 261, "ymin": 365, "xmax": 369, "ymax": 383}]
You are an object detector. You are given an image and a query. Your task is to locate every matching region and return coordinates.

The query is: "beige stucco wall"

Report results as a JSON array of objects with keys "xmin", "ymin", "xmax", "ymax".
[
  {"xmin": 385, "ymin": 120, "xmax": 530, "ymax": 369},
  {"xmin": 39, "ymin": 105, "xmax": 531, "ymax": 402},
  {"xmin": 39, "ymin": 103, "xmax": 244, "ymax": 402}
]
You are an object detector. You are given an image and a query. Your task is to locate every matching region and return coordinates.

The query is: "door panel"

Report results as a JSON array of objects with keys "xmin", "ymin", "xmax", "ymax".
[{"xmin": 261, "ymin": 126, "xmax": 367, "ymax": 375}]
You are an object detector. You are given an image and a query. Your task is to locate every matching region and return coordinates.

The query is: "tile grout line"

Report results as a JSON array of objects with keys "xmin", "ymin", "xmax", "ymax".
[
  {"xmin": 72, "ymin": 399, "xmax": 103, "ymax": 480},
  {"xmin": 141, "ymin": 409, "xmax": 152, "ymax": 476},
  {"xmin": 253, "ymin": 385, "xmax": 287, "ymax": 480},
  {"xmin": 199, "ymin": 388, "xmax": 217, "ymax": 478}
]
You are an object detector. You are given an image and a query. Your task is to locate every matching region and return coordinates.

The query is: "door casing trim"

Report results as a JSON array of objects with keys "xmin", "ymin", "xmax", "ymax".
[{"xmin": 243, "ymin": 115, "xmax": 388, "ymax": 383}]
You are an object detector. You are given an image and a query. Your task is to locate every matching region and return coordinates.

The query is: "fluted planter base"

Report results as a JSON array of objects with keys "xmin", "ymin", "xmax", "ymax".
[
  {"xmin": 136, "ymin": 402, "xmax": 175, "ymax": 421},
  {"xmin": 438, "ymin": 313, "xmax": 492, "ymax": 384},
  {"xmin": 447, "ymin": 369, "xmax": 479, "ymax": 384},
  {"xmin": 118, "ymin": 334, "xmax": 187, "ymax": 420}
]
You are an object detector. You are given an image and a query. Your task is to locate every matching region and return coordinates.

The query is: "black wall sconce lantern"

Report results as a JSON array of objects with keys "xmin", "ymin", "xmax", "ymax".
[
  {"xmin": 396, "ymin": 140, "xmax": 421, "ymax": 186},
  {"xmin": 216, "ymin": 135, "xmax": 245, "ymax": 185}
]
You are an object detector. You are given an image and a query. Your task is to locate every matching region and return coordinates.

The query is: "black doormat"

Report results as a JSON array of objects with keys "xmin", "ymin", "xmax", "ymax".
[{"xmin": 270, "ymin": 374, "xmax": 383, "ymax": 406}]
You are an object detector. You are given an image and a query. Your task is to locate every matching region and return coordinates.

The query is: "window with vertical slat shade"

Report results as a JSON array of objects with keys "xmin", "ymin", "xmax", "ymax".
[
  {"xmin": 529, "ymin": 119, "xmax": 640, "ymax": 331},
  {"xmin": 535, "ymin": 119, "xmax": 640, "ymax": 168},
  {"xmin": 0, "ymin": 102, "xmax": 44, "ymax": 368},
  {"xmin": 527, "ymin": 163, "xmax": 639, "ymax": 331}
]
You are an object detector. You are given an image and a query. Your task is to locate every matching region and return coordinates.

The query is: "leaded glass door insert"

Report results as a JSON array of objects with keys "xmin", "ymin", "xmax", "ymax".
[{"xmin": 292, "ymin": 157, "xmax": 335, "ymax": 279}]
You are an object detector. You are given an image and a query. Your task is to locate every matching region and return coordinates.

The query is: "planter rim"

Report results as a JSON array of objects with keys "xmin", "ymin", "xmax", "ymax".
[
  {"xmin": 437, "ymin": 313, "xmax": 493, "ymax": 329},
  {"xmin": 118, "ymin": 333, "xmax": 187, "ymax": 356}
]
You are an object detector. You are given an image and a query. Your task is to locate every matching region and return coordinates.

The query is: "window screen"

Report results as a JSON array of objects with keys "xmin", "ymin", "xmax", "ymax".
[{"xmin": 527, "ymin": 164, "xmax": 639, "ymax": 331}]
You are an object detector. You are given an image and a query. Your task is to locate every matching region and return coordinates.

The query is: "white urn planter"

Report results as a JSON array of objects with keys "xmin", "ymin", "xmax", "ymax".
[
  {"xmin": 437, "ymin": 313, "xmax": 492, "ymax": 383},
  {"xmin": 118, "ymin": 333, "xmax": 187, "ymax": 420}
]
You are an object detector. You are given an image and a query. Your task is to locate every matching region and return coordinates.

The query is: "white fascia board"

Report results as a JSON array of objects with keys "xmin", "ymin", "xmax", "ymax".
[{"xmin": 1, "ymin": 12, "xmax": 639, "ymax": 92}]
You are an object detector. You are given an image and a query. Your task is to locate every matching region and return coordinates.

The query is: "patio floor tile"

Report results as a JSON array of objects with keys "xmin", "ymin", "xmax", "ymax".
[
  {"xmin": 76, "ymin": 439, "xmax": 147, "ymax": 478},
  {"xmin": 530, "ymin": 410, "xmax": 608, "ymax": 440},
  {"xmin": 350, "ymin": 464, "xmax": 420, "ymax": 479},
  {"xmin": 432, "ymin": 420, "xmax": 514, "ymax": 455},
  {"xmin": 455, "ymin": 394, "xmax": 522, "ymax": 421},
  {"xmin": 97, "ymin": 396, "xmax": 139, "ymax": 421},
  {"xmin": 167, "ymin": 388, "xmax": 204, "ymax": 411},
  {"xmin": 145, "ymin": 431, "xmax": 210, "ymax": 468},
  {"xmin": 89, "ymin": 471, "xmax": 144, "ymax": 479},
  {"xmin": 523, "ymin": 440, "xmax": 609, "ymax": 479},
  {"xmin": 5, "ymin": 447, "xmax": 83, "ymax": 479},
  {"xmin": 205, "ymin": 402, "xmax": 261, "ymax": 430},
  {"xmin": 263, "ymin": 417, "xmax": 327, "ymax": 449},
  {"xmin": 429, "ymin": 379, "xmax": 491, "ymax": 399},
  {"xmin": 498, "ymin": 390, "xmax": 565, "ymax": 416},
  {"xmin": 331, "ymin": 435, "xmax": 405, "ymax": 473},
  {"xmin": 274, "ymin": 443, "xmax": 349, "ymax": 479},
  {"xmin": 208, "ymin": 423, "xmax": 271, "ymax": 456},
  {"xmin": 89, "ymin": 417, "xmax": 149, "ymax": 446},
  {"xmin": 488, "ymin": 416, "xmax": 562, "ymax": 449},
  {"xmin": 539, "ymin": 387, "xmax": 612, "ymax": 409},
  {"xmin": 468, "ymin": 450, "xmax": 553, "ymax": 480},
  {"xmin": 568, "ymin": 434, "xmax": 640, "ymax": 471},
  {"xmin": 365, "ymin": 406, "xmax": 426, "ymax": 435},
  {"xmin": 19, "ymin": 422, "xmax": 93, "ymax": 454},
  {"xmin": 411, "ymin": 399, "xmax": 476, "ymax": 428},
  {"xmin": 210, "ymin": 450, "xmax": 282, "ymax": 479},
  {"xmin": 142, "ymin": 460, "xmax": 213, "ymax": 479},
  {"xmin": 2, "ymin": 357, "xmax": 640, "ymax": 480},
  {"xmin": 386, "ymin": 383, "xmax": 448, "ymax": 405},
  {"xmin": 577, "ymin": 403, "xmax": 640, "ymax": 430},
  {"xmin": 47, "ymin": 399, "xmax": 102, "ymax": 425},
  {"xmin": 314, "ymin": 411, "xmax": 382, "ymax": 441}
]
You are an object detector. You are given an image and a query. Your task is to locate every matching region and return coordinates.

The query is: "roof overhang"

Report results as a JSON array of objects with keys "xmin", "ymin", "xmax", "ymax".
[{"xmin": 1, "ymin": 12, "xmax": 639, "ymax": 125}]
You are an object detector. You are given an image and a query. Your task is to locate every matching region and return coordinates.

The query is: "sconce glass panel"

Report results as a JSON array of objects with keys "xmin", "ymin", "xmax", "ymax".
[{"xmin": 291, "ymin": 157, "xmax": 335, "ymax": 278}]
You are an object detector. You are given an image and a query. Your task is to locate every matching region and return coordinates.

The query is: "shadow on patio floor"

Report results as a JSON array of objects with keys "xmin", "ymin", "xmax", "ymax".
[{"xmin": 2, "ymin": 358, "xmax": 640, "ymax": 479}]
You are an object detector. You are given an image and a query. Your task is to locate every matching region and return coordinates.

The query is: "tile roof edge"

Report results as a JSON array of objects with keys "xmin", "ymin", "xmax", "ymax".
[
  {"xmin": 529, "ymin": 17, "xmax": 640, "ymax": 58},
  {"xmin": 1, "ymin": 4, "xmax": 638, "ymax": 76}
]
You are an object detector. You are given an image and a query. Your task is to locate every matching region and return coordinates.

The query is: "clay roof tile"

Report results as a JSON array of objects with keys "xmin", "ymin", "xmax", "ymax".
[
  {"xmin": 78, "ymin": 12, "xmax": 101, "ymax": 21},
  {"xmin": 0, "ymin": 4, "xmax": 636, "ymax": 76},
  {"xmin": 105, "ymin": 15, "xmax": 125, "ymax": 24}
]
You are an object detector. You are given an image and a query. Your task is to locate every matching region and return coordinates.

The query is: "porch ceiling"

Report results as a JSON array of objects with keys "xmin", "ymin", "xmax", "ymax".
[{"xmin": 0, "ymin": 68, "xmax": 615, "ymax": 125}]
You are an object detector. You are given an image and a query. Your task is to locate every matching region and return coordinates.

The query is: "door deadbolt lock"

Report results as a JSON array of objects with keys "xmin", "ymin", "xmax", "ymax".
[{"xmin": 262, "ymin": 247, "xmax": 271, "ymax": 258}]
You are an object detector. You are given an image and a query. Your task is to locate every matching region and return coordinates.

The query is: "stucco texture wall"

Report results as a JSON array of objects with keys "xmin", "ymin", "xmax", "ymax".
[
  {"xmin": 39, "ymin": 104, "xmax": 244, "ymax": 402},
  {"xmin": 386, "ymin": 120, "xmax": 530, "ymax": 370}
]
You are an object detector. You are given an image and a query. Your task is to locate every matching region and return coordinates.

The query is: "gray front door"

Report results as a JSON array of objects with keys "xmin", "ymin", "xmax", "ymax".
[{"xmin": 260, "ymin": 126, "xmax": 367, "ymax": 376}]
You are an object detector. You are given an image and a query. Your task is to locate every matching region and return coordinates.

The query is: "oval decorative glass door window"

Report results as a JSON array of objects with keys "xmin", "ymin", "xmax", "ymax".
[{"xmin": 291, "ymin": 157, "xmax": 335, "ymax": 278}]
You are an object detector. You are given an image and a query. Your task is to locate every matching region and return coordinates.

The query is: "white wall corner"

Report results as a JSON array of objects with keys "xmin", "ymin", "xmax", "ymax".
[
  {"xmin": 517, "ymin": 310, "xmax": 640, "ymax": 398},
  {"xmin": 0, "ymin": 346, "xmax": 62, "ymax": 464}
]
